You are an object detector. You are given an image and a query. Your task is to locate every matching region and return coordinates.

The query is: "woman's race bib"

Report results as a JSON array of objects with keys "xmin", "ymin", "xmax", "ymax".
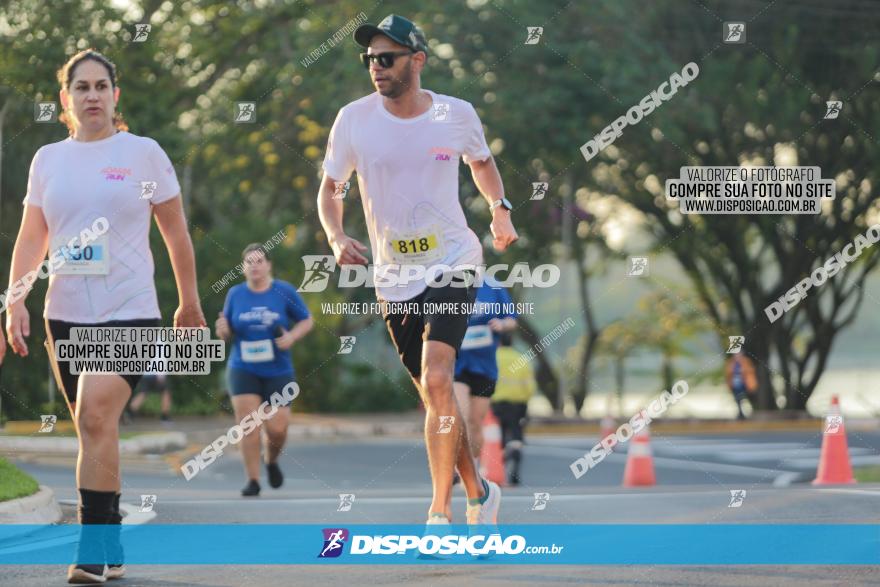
[
  {"xmin": 240, "ymin": 339, "xmax": 275, "ymax": 362},
  {"xmin": 50, "ymin": 235, "xmax": 110, "ymax": 275}
]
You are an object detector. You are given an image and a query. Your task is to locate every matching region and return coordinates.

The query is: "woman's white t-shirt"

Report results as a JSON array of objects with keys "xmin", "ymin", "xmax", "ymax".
[{"xmin": 23, "ymin": 131, "xmax": 181, "ymax": 322}]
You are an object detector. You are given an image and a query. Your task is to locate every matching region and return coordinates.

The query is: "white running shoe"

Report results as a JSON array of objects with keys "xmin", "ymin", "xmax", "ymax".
[
  {"xmin": 425, "ymin": 514, "xmax": 451, "ymax": 526},
  {"xmin": 466, "ymin": 480, "xmax": 501, "ymax": 526},
  {"xmin": 418, "ymin": 514, "xmax": 452, "ymax": 560}
]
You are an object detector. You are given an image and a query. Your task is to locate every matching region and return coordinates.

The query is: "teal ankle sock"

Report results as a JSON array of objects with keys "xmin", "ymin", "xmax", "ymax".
[{"xmin": 468, "ymin": 478, "xmax": 491, "ymax": 506}]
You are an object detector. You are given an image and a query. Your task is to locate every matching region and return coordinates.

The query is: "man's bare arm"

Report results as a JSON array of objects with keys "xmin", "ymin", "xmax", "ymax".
[
  {"xmin": 469, "ymin": 157, "xmax": 518, "ymax": 252},
  {"xmin": 317, "ymin": 173, "xmax": 368, "ymax": 265}
]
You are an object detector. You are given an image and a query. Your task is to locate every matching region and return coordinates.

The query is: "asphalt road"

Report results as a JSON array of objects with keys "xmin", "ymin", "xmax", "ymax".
[{"xmin": 3, "ymin": 430, "xmax": 879, "ymax": 585}]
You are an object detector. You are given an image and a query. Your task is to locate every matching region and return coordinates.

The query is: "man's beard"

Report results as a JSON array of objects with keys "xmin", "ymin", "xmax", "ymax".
[{"xmin": 378, "ymin": 65, "xmax": 412, "ymax": 98}]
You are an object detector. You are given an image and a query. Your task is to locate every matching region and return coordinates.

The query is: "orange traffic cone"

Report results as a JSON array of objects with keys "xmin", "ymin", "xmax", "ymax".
[
  {"xmin": 480, "ymin": 410, "xmax": 506, "ymax": 487},
  {"xmin": 813, "ymin": 395, "xmax": 856, "ymax": 485},
  {"xmin": 623, "ymin": 428, "xmax": 656, "ymax": 487}
]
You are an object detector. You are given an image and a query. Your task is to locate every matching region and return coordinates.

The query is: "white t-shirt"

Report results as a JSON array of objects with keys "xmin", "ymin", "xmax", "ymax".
[
  {"xmin": 23, "ymin": 131, "xmax": 181, "ymax": 322},
  {"xmin": 322, "ymin": 90, "xmax": 491, "ymax": 302}
]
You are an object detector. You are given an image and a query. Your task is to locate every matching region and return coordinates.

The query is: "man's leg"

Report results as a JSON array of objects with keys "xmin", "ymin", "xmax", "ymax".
[
  {"xmin": 452, "ymin": 382, "xmax": 471, "ymax": 426},
  {"xmin": 419, "ymin": 341, "xmax": 484, "ymax": 520},
  {"xmin": 467, "ymin": 396, "xmax": 491, "ymax": 460}
]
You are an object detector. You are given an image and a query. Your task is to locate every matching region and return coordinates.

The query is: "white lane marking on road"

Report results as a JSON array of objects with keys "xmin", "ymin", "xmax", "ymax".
[
  {"xmin": 721, "ymin": 447, "xmax": 874, "ymax": 463},
  {"xmin": 119, "ymin": 502, "xmax": 156, "ymax": 525},
  {"xmin": 772, "ymin": 472, "xmax": 801, "ymax": 487},
  {"xmin": 781, "ymin": 454, "xmax": 880, "ymax": 468},
  {"xmin": 525, "ymin": 445, "xmax": 799, "ymax": 482},
  {"xmin": 815, "ymin": 488, "xmax": 880, "ymax": 497}
]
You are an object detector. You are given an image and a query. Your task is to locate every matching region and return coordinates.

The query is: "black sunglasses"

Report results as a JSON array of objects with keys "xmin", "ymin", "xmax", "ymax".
[{"xmin": 360, "ymin": 50, "xmax": 414, "ymax": 69}]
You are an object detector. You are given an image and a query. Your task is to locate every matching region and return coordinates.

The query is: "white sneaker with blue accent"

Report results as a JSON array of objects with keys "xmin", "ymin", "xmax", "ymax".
[{"xmin": 466, "ymin": 480, "xmax": 501, "ymax": 526}]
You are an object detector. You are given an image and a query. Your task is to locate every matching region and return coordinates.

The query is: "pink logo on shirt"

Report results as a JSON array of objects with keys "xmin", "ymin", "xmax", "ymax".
[
  {"xmin": 101, "ymin": 166, "xmax": 132, "ymax": 181},
  {"xmin": 430, "ymin": 147, "xmax": 455, "ymax": 162}
]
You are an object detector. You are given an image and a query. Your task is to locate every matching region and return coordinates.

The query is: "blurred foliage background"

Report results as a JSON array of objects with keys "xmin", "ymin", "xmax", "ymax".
[{"xmin": 0, "ymin": 0, "xmax": 878, "ymax": 419}]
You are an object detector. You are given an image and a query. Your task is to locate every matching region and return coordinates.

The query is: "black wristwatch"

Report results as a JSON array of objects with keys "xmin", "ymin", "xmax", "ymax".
[{"xmin": 489, "ymin": 197, "xmax": 513, "ymax": 212}]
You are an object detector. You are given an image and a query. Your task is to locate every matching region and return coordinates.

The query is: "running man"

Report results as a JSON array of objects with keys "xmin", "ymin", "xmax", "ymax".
[
  {"xmin": 6, "ymin": 50, "xmax": 205, "ymax": 584},
  {"xmin": 215, "ymin": 244, "xmax": 313, "ymax": 497},
  {"xmin": 318, "ymin": 14, "xmax": 518, "ymax": 525}
]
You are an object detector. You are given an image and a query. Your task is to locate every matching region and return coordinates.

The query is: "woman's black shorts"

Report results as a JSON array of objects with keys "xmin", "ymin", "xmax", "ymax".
[{"xmin": 45, "ymin": 318, "xmax": 160, "ymax": 404}]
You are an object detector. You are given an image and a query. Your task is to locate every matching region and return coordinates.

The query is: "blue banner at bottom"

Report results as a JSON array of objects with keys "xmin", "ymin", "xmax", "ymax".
[{"xmin": 0, "ymin": 524, "xmax": 877, "ymax": 565}]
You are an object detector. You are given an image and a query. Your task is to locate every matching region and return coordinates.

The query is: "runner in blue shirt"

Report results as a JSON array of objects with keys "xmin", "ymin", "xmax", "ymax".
[
  {"xmin": 453, "ymin": 280, "xmax": 517, "ymax": 473},
  {"xmin": 215, "ymin": 243, "xmax": 313, "ymax": 496}
]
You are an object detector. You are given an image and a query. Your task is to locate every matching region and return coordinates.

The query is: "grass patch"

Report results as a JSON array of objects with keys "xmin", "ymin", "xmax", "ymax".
[
  {"xmin": 854, "ymin": 466, "xmax": 880, "ymax": 483},
  {"xmin": 0, "ymin": 457, "xmax": 40, "ymax": 502}
]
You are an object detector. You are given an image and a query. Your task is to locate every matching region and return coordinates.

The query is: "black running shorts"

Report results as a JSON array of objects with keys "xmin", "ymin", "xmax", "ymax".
[
  {"xmin": 454, "ymin": 369, "xmax": 497, "ymax": 398},
  {"xmin": 382, "ymin": 271, "xmax": 478, "ymax": 380}
]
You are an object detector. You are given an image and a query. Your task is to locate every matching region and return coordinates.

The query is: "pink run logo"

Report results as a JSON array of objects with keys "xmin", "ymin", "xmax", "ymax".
[
  {"xmin": 102, "ymin": 166, "xmax": 132, "ymax": 181},
  {"xmin": 430, "ymin": 147, "xmax": 455, "ymax": 161}
]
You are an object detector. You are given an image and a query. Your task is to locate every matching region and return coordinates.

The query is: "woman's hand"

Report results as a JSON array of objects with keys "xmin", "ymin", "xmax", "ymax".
[
  {"xmin": 214, "ymin": 312, "xmax": 230, "ymax": 340},
  {"xmin": 274, "ymin": 326, "xmax": 296, "ymax": 351},
  {"xmin": 5, "ymin": 303, "xmax": 31, "ymax": 357}
]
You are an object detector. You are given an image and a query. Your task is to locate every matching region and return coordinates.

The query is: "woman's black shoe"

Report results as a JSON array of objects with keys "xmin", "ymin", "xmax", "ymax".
[
  {"xmin": 241, "ymin": 479, "xmax": 261, "ymax": 497},
  {"xmin": 266, "ymin": 462, "xmax": 284, "ymax": 489}
]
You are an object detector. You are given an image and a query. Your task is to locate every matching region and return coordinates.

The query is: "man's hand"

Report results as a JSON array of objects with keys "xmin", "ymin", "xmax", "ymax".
[
  {"xmin": 490, "ymin": 209, "xmax": 518, "ymax": 252},
  {"xmin": 330, "ymin": 233, "xmax": 369, "ymax": 265},
  {"xmin": 174, "ymin": 303, "xmax": 206, "ymax": 328}
]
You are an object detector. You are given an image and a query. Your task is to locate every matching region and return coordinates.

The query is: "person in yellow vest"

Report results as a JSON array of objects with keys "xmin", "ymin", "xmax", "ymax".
[{"xmin": 491, "ymin": 333, "xmax": 536, "ymax": 485}]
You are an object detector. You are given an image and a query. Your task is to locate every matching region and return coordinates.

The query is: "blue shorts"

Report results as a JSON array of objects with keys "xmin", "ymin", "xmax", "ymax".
[{"xmin": 226, "ymin": 367, "xmax": 296, "ymax": 403}]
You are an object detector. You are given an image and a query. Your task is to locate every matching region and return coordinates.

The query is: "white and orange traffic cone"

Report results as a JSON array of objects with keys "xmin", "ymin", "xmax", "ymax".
[
  {"xmin": 480, "ymin": 410, "xmax": 506, "ymax": 487},
  {"xmin": 813, "ymin": 395, "xmax": 856, "ymax": 485},
  {"xmin": 623, "ymin": 428, "xmax": 656, "ymax": 487}
]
